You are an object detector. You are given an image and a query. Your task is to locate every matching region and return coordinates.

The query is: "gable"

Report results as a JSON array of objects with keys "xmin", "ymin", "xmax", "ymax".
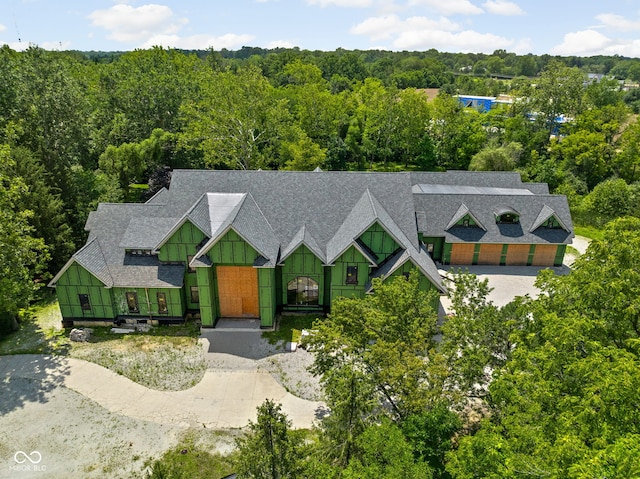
[
  {"xmin": 357, "ymin": 222, "xmax": 400, "ymax": 263},
  {"xmin": 206, "ymin": 229, "xmax": 259, "ymax": 266},
  {"xmin": 55, "ymin": 262, "xmax": 107, "ymax": 288},
  {"xmin": 158, "ymin": 220, "xmax": 207, "ymax": 263},
  {"xmin": 281, "ymin": 244, "xmax": 324, "ymax": 276}
]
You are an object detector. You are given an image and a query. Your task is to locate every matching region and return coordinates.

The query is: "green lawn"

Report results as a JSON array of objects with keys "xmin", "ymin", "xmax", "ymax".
[
  {"xmin": 574, "ymin": 225, "xmax": 605, "ymax": 241},
  {"xmin": 262, "ymin": 314, "xmax": 322, "ymax": 345},
  {"xmin": 144, "ymin": 431, "xmax": 237, "ymax": 479}
]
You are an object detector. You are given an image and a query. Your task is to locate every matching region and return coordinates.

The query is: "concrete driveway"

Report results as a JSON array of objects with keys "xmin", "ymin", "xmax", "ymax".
[
  {"xmin": 0, "ymin": 353, "xmax": 323, "ymax": 430},
  {"xmin": 440, "ymin": 235, "xmax": 590, "ymax": 311}
]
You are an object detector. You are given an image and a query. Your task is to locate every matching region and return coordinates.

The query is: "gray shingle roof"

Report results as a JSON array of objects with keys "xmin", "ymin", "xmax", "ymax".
[
  {"xmin": 194, "ymin": 192, "xmax": 280, "ymax": 267},
  {"xmin": 326, "ymin": 189, "xmax": 417, "ymax": 264},
  {"xmin": 280, "ymin": 224, "xmax": 326, "ymax": 264},
  {"xmin": 445, "ymin": 204, "xmax": 486, "ymax": 231},
  {"xmin": 367, "ymin": 246, "xmax": 446, "ymax": 293},
  {"xmin": 120, "ymin": 217, "xmax": 178, "ymax": 249},
  {"xmin": 415, "ymin": 192, "xmax": 573, "ymax": 245},
  {"xmin": 50, "ymin": 202, "xmax": 184, "ymax": 289},
  {"xmin": 52, "ymin": 169, "xmax": 571, "ymax": 295}
]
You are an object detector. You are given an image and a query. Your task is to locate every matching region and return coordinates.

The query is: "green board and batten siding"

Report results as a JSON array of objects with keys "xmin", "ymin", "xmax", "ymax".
[
  {"xmin": 55, "ymin": 262, "xmax": 114, "ymax": 319},
  {"xmin": 258, "ymin": 268, "xmax": 276, "ymax": 328},
  {"xmin": 359, "ymin": 223, "xmax": 399, "ymax": 262},
  {"xmin": 281, "ymin": 245, "xmax": 325, "ymax": 308},
  {"xmin": 196, "ymin": 266, "xmax": 215, "ymax": 327},
  {"xmin": 111, "ymin": 287, "xmax": 183, "ymax": 318},
  {"xmin": 158, "ymin": 221, "xmax": 206, "ymax": 310},
  {"xmin": 331, "ymin": 245, "xmax": 369, "ymax": 299}
]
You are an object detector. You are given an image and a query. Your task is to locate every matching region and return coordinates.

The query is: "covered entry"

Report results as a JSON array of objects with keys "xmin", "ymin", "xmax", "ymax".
[{"xmin": 216, "ymin": 266, "xmax": 259, "ymax": 317}]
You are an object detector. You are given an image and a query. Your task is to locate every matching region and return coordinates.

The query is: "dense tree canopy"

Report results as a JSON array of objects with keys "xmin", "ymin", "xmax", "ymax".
[{"xmin": 2, "ymin": 44, "xmax": 640, "ymax": 335}]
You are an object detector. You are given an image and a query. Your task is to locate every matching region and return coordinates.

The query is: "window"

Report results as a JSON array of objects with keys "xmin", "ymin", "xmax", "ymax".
[
  {"xmin": 287, "ymin": 277, "xmax": 319, "ymax": 305},
  {"xmin": 346, "ymin": 265, "xmax": 358, "ymax": 285},
  {"xmin": 190, "ymin": 286, "xmax": 200, "ymax": 304},
  {"xmin": 78, "ymin": 294, "xmax": 91, "ymax": 311},
  {"xmin": 462, "ymin": 218, "xmax": 470, "ymax": 227},
  {"xmin": 128, "ymin": 249, "xmax": 152, "ymax": 256},
  {"xmin": 187, "ymin": 255, "xmax": 196, "ymax": 274},
  {"xmin": 126, "ymin": 292, "xmax": 139, "ymax": 313},
  {"xmin": 497, "ymin": 213, "xmax": 519, "ymax": 224},
  {"xmin": 157, "ymin": 293, "xmax": 168, "ymax": 314}
]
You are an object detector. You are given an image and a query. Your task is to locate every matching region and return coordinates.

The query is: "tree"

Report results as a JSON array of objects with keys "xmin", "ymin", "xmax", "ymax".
[
  {"xmin": 235, "ymin": 400, "xmax": 304, "ymax": 479},
  {"xmin": 281, "ymin": 131, "xmax": 327, "ymax": 171},
  {"xmin": 447, "ymin": 218, "xmax": 640, "ymax": 477},
  {"xmin": 429, "ymin": 94, "xmax": 486, "ymax": 170},
  {"xmin": 309, "ymin": 272, "xmax": 445, "ymax": 422},
  {"xmin": 468, "ymin": 142, "xmax": 522, "ymax": 171},
  {"xmin": 179, "ymin": 66, "xmax": 295, "ymax": 170},
  {"xmin": 10, "ymin": 146, "xmax": 74, "ymax": 272},
  {"xmin": 529, "ymin": 61, "xmax": 586, "ymax": 139},
  {"xmin": 550, "ymin": 130, "xmax": 611, "ymax": 189},
  {"xmin": 577, "ymin": 178, "xmax": 633, "ymax": 227},
  {"xmin": 0, "ymin": 144, "xmax": 48, "ymax": 335},
  {"xmin": 342, "ymin": 419, "xmax": 433, "ymax": 479},
  {"xmin": 402, "ymin": 405, "xmax": 462, "ymax": 479},
  {"xmin": 614, "ymin": 117, "xmax": 640, "ymax": 182}
]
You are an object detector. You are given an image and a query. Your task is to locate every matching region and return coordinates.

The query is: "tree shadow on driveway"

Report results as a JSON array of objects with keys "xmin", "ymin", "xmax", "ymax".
[{"xmin": 0, "ymin": 355, "xmax": 70, "ymax": 416}]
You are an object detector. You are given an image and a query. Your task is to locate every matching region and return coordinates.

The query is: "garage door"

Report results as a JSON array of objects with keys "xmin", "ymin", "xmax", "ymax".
[
  {"xmin": 532, "ymin": 245, "xmax": 558, "ymax": 266},
  {"xmin": 216, "ymin": 266, "xmax": 259, "ymax": 317},
  {"xmin": 477, "ymin": 244, "xmax": 502, "ymax": 265},
  {"xmin": 449, "ymin": 244, "xmax": 475, "ymax": 264},
  {"xmin": 505, "ymin": 244, "xmax": 530, "ymax": 265}
]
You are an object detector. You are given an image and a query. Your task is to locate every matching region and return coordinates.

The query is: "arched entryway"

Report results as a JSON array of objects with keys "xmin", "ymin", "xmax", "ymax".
[{"xmin": 287, "ymin": 277, "xmax": 319, "ymax": 306}]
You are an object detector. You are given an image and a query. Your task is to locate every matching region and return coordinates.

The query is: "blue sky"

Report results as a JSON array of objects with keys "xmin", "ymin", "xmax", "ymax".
[{"xmin": 1, "ymin": 0, "xmax": 640, "ymax": 56}]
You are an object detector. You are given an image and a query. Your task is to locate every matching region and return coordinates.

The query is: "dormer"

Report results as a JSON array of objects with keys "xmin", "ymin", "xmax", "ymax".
[
  {"xmin": 446, "ymin": 204, "xmax": 486, "ymax": 231},
  {"xmin": 530, "ymin": 205, "xmax": 570, "ymax": 232},
  {"xmin": 495, "ymin": 206, "xmax": 520, "ymax": 224}
]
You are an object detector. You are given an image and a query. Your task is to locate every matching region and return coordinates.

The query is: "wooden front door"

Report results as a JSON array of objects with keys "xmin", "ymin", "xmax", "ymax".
[{"xmin": 216, "ymin": 266, "xmax": 259, "ymax": 318}]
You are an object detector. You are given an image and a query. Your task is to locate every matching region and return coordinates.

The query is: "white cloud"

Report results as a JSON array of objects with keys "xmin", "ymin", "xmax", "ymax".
[
  {"xmin": 482, "ymin": 0, "xmax": 524, "ymax": 16},
  {"xmin": 550, "ymin": 30, "xmax": 612, "ymax": 56},
  {"xmin": 307, "ymin": 0, "xmax": 373, "ymax": 7},
  {"xmin": 351, "ymin": 15, "xmax": 460, "ymax": 41},
  {"xmin": 351, "ymin": 14, "xmax": 511, "ymax": 52},
  {"xmin": 595, "ymin": 13, "xmax": 640, "ymax": 32},
  {"xmin": 551, "ymin": 29, "xmax": 640, "ymax": 57},
  {"xmin": 266, "ymin": 40, "xmax": 296, "ymax": 48},
  {"xmin": 88, "ymin": 4, "xmax": 187, "ymax": 43},
  {"xmin": 141, "ymin": 33, "xmax": 255, "ymax": 50},
  {"xmin": 407, "ymin": 0, "xmax": 483, "ymax": 16},
  {"xmin": 0, "ymin": 24, "xmax": 6, "ymax": 33},
  {"xmin": 394, "ymin": 28, "xmax": 512, "ymax": 52}
]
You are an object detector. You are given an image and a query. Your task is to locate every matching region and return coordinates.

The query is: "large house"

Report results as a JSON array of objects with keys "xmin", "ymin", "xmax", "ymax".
[{"xmin": 49, "ymin": 170, "xmax": 573, "ymax": 328}]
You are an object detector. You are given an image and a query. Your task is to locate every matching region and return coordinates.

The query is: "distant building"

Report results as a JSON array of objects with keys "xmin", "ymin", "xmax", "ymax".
[{"xmin": 456, "ymin": 94, "xmax": 513, "ymax": 113}]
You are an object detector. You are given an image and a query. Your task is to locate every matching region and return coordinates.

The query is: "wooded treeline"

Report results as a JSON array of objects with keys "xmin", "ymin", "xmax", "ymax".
[{"xmin": 1, "ymin": 45, "xmax": 640, "ymax": 316}]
